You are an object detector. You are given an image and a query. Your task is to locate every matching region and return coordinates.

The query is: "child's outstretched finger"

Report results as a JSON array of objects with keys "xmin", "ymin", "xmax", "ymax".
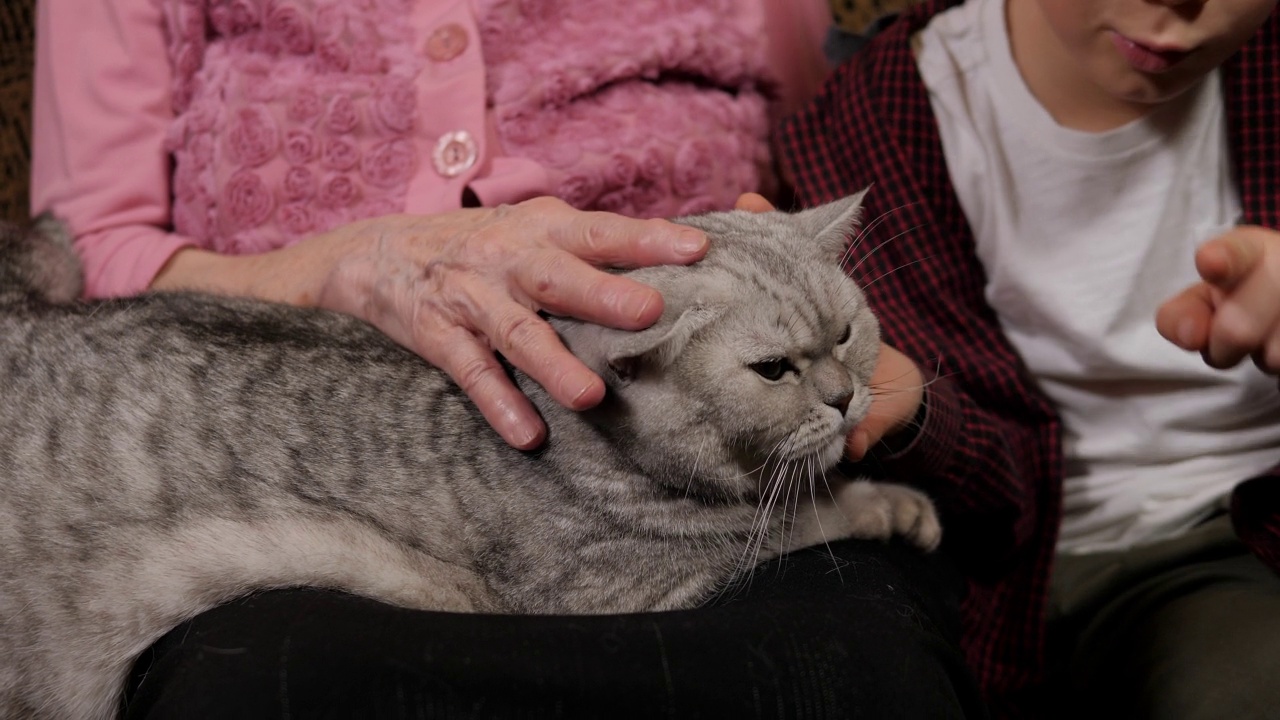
[
  {"xmin": 1207, "ymin": 272, "xmax": 1280, "ymax": 371},
  {"xmin": 1196, "ymin": 227, "xmax": 1280, "ymax": 371},
  {"xmin": 1256, "ymin": 332, "xmax": 1280, "ymax": 375},
  {"xmin": 1155, "ymin": 283, "xmax": 1214, "ymax": 352},
  {"xmin": 1195, "ymin": 227, "xmax": 1267, "ymax": 290}
]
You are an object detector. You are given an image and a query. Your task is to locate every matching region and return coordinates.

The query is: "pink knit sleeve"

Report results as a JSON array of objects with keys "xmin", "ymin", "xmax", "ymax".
[{"xmin": 31, "ymin": 0, "xmax": 196, "ymax": 299}]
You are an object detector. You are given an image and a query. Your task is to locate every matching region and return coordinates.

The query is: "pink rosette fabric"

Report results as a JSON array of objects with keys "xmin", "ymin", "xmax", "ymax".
[
  {"xmin": 372, "ymin": 77, "xmax": 416, "ymax": 135},
  {"xmin": 318, "ymin": 173, "xmax": 362, "ymax": 208},
  {"xmin": 277, "ymin": 202, "xmax": 317, "ymax": 236},
  {"xmin": 361, "ymin": 139, "xmax": 418, "ymax": 189},
  {"xmin": 557, "ymin": 173, "xmax": 603, "ymax": 209},
  {"xmin": 158, "ymin": 0, "xmax": 777, "ymax": 259},
  {"xmin": 222, "ymin": 170, "xmax": 277, "ymax": 231},
  {"xmin": 282, "ymin": 165, "xmax": 318, "ymax": 202},
  {"xmin": 477, "ymin": 0, "xmax": 774, "ymax": 217},
  {"xmin": 209, "ymin": 0, "xmax": 262, "ymax": 37},
  {"xmin": 325, "ymin": 95, "xmax": 361, "ymax": 135},
  {"xmin": 265, "ymin": 3, "xmax": 315, "ymax": 55},
  {"xmin": 224, "ymin": 105, "xmax": 280, "ymax": 169},
  {"xmin": 287, "ymin": 87, "xmax": 324, "ymax": 125},
  {"xmin": 321, "ymin": 136, "xmax": 362, "ymax": 171},
  {"xmin": 282, "ymin": 129, "xmax": 319, "ymax": 165}
]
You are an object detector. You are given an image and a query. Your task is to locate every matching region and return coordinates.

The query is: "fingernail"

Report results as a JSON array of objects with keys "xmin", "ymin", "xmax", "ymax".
[
  {"xmin": 674, "ymin": 230, "xmax": 706, "ymax": 257},
  {"xmin": 562, "ymin": 374, "xmax": 603, "ymax": 410},
  {"xmin": 509, "ymin": 422, "xmax": 543, "ymax": 450},
  {"xmin": 624, "ymin": 288, "xmax": 659, "ymax": 324}
]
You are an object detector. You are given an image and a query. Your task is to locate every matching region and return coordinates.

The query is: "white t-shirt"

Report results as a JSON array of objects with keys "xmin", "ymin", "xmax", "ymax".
[{"xmin": 916, "ymin": 0, "xmax": 1280, "ymax": 554}]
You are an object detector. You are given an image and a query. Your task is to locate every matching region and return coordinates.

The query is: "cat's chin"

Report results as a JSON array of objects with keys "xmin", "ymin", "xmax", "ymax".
[{"xmin": 818, "ymin": 437, "xmax": 847, "ymax": 470}]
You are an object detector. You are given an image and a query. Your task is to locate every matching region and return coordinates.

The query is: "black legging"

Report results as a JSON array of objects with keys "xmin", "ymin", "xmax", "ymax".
[{"xmin": 122, "ymin": 538, "xmax": 987, "ymax": 719}]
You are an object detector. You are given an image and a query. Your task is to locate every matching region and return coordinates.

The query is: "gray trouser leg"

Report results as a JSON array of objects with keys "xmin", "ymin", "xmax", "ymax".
[{"xmin": 1049, "ymin": 514, "xmax": 1280, "ymax": 720}]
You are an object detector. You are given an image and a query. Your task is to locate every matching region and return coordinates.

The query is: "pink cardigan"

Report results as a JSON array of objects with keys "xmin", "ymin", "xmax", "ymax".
[{"xmin": 32, "ymin": 0, "xmax": 830, "ymax": 299}]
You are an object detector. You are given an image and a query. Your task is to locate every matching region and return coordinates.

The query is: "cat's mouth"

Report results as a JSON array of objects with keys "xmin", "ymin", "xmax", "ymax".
[{"xmin": 771, "ymin": 432, "xmax": 847, "ymax": 472}]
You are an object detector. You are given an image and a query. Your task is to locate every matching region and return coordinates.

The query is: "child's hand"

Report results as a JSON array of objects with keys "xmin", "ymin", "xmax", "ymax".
[
  {"xmin": 846, "ymin": 344, "xmax": 925, "ymax": 462},
  {"xmin": 1156, "ymin": 225, "xmax": 1280, "ymax": 374}
]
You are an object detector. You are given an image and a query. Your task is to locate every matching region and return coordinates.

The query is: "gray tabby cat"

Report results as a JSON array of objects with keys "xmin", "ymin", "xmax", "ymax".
[{"xmin": 0, "ymin": 195, "xmax": 940, "ymax": 720}]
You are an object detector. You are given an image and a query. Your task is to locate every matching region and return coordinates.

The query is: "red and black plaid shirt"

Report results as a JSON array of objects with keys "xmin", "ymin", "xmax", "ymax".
[{"xmin": 781, "ymin": 2, "xmax": 1280, "ymax": 716}]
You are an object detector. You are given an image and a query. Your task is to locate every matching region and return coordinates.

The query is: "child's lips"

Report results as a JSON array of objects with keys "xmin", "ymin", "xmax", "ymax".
[{"xmin": 1111, "ymin": 32, "xmax": 1192, "ymax": 73}]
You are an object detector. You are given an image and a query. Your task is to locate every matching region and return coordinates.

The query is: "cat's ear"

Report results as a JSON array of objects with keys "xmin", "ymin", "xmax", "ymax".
[
  {"xmin": 555, "ymin": 304, "xmax": 722, "ymax": 383},
  {"xmin": 793, "ymin": 188, "xmax": 870, "ymax": 260},
  {"xmin": 605, "ymin": 306, "xmax": 721, "ymax": 379}
]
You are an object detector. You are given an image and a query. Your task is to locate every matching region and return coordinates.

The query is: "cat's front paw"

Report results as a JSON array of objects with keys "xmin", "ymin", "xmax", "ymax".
[{"xmin": 833, "ymin": 480, "xmax": 942, "ymax": 551}]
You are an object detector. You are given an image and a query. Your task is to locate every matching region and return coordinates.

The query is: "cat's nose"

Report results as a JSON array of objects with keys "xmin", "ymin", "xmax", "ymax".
[{"xmin": 828, "ymin": 393, "xmax": 853, "ymax": 416}]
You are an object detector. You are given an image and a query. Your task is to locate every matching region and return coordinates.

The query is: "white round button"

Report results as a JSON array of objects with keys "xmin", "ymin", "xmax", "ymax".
[{"xmin": 432, "ymin": 130, "xmax": 478, "ymax": 178}]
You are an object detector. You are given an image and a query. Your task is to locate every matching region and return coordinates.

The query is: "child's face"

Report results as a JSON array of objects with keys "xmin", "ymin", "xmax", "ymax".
[{"xmin": 1032, "ymin": 0, "xmax": 1276, "ymax": 107}]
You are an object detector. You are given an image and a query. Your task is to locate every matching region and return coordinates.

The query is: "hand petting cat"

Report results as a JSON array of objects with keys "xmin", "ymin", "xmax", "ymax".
[
  {"xmin": 153, "ymin": 198, "xmax": 709, "ymax": 450},
  {"xmin": 1157, "ymin": 225, "xmax": 1280, "ymax": 376}
]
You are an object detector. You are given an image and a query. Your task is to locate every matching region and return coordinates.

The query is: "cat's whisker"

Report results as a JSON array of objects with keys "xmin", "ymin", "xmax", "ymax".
[
  {"xmin": 844, "ymin": 198, "xmax": 916, "ymax": 257},
  {"xmin": 783, "ymin": 453, "xmax": 816, "ymax": 548},
  {"xmin": 770, "ymin": 469, "xmax": 797, "ymax": 563},
  {"xmin": 844, "ymin": 198, "xmax": 916, "ymax": 243},
  {"xmin": 733, "ymin": 439, "xmax": 788, "ymax": 583},
  {"xmin": 777, "ymin": 468, "xmax": 804, "ymax": 571},
  {"xmin": 868, "ymin": 361, "xmax": 955, "ymax": 395},
  {"xmin": 844, "ymin": 200, "xmax": 920, "ymax": 262},
  {"xmin": 862, "ymin": 256, "xmax": 935, "ymax": 291},
  {"xmin": 754, "ymin": 466, "xmax": 787, "ymax": 553},
  {"xmin": 740, "ymin": 464, "xmax": 787, "ymax": 577},
  {"xmin": 682, "ymin": 438, "xmax": 710, "ymax": 499},
  {"xmin": 748, "ymin": 457, "xmax": 793, "ymax": 574},
  {"xmin": 868, "ymin": 378, "xmax": 929, "ymax": 394},
  {"xmin": 809, "ymin": 461, "xmax": 847, "ymax": 583},
  {"xmin": 847, "ymin": 222, "xmax": 928, "ymax": 282},
  {"xmin": 747, "ymin": 432, "xmax": 788, "ymax": 477}
]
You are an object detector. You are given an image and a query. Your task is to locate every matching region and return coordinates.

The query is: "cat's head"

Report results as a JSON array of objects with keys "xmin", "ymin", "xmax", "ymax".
[{"xmin": 554, "ymin": 191, "xmax": 878, "ymax": 497}]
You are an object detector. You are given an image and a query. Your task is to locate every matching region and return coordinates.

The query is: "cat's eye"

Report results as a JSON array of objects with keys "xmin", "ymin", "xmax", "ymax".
[
  {"xmin": 837, "ymin": 324, "xmax": 852, "ymax": 345},
  {"xmin": 750, "ymin": 358, "xmax": 794, "ymax": 381}
]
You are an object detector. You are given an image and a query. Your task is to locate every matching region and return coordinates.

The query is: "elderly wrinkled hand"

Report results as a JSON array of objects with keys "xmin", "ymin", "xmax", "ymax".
[
  {"xmin": 1157, "ymin": 225, "xmax": 1280, "ymax": 375},
  {"xmin": 321, "ymin": 197, "xmax": 709, "ymax": 449}
]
